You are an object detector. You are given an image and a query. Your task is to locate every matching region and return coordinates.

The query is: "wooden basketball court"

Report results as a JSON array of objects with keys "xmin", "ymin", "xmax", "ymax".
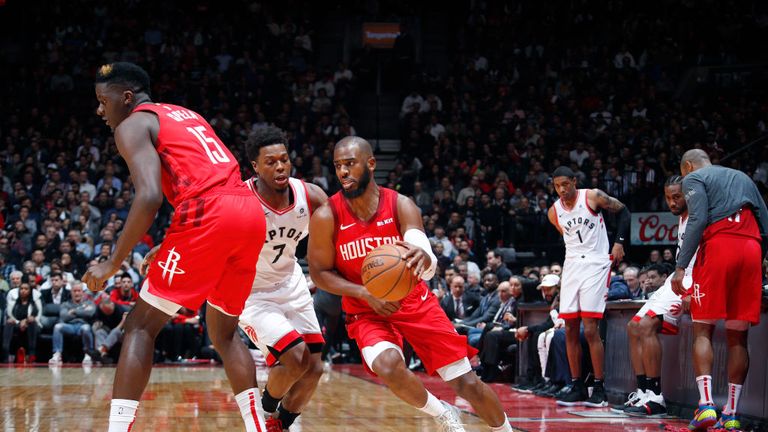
[{"xmin": 0, "ymin": 363, "xmax": 690, "ymax": 431}]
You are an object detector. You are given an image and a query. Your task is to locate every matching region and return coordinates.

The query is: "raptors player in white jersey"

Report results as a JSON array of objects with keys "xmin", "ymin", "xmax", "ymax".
[
  {"xmin": 240, "ymin": 126, "xmax": 328, "ymax": 431},
  {"xmin": 619, "ymin": 176, "xmax": 697, "ymax": 417},
  {"xmin": 548, "ymin": 166, "xmax": 630, "ymax": 407}
]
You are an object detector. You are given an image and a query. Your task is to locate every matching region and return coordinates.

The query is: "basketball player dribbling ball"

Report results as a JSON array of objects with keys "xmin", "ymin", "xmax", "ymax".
[
  {"xmin": 547, "ymin": 166, "xmax": 630, "ymax": 407},
  {"xmin": 239, "ymin": 126, "xmax": 328, "ymax": 431},
  {"xmin": 671, "ymin": 149, "xmax": 768, "ymax": 431},
  {"xmin": 308, "ymin": 137, "xmax": 513, "ymax": 432},
  {"xmin": 82, "ymin": 62, "xmax": 268, "ymax": 432}
]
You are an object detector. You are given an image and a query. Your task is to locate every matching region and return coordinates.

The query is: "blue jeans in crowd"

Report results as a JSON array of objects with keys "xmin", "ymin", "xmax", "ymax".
[
  {"xmin": 52, "ymin": 323, "xmax": 93, "ymax": 354},
  {"xmin": 468, "ymin": 328, "xmax": 484, "ymax": 347}
]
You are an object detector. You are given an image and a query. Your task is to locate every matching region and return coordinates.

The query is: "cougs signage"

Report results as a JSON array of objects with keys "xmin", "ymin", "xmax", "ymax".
[{"xmin": 631, "ymin": 212, "xmax": 679, "ymax": 245}]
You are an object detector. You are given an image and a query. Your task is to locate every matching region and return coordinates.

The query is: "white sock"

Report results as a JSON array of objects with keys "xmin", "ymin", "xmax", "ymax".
[
  {"xmin": 490, "ymin": 414, "xmax": 513, "ymax": 431},
  {"xmin": 235, "ymin": 388, "xmax": 267, "ymax": 432},
  {"xmin": 108, "ymin": 399, "xmax": 139, "ymax": 432},
  {"xmin": 722, "ymin": 383, "xmax": 743, "ymax": 415},
  {"xmin": 418, "ymin": 391, "xmax": 448, "ymax": 417},
  {"xmin": 696, "ymin": 375, "xmax": 714, "ymax": 405}
]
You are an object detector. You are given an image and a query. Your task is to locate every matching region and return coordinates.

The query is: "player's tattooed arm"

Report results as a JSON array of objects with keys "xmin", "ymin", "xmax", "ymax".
[
  {"xmin": 590, "ymin": 189, "xmax": 626, "ymax": 213},
  {"xmin": 588, "ymin": 188, "xmax": 629, "ymax": 264}
]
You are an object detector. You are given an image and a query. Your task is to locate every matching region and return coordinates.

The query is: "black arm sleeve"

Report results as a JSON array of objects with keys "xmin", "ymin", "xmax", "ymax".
[{"xmin": 614, "ymin": 206, "xmax": 630, "ymax": 245}]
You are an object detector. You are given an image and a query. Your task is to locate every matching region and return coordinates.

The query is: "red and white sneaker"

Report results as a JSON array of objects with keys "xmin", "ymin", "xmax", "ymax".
[{"xmin": 265, "ymin": 415, "xmax": 284, "ymax": 432}]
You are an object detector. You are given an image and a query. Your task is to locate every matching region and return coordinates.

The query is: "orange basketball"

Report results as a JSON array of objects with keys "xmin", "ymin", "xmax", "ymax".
[{"xmin": 361, "ymin": 243, "xmax": 417, "ymax": 301}]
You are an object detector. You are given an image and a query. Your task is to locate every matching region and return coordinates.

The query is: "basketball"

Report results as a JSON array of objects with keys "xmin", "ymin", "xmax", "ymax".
[{"xmin": 361, "ymin": 244, "xmax": 417, "ymax": 301}]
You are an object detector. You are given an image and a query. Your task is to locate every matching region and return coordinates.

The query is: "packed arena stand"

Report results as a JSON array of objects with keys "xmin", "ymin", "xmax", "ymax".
[{"xmin": 0, "ymin": 3, "xmax": 766, "ymax": 416}]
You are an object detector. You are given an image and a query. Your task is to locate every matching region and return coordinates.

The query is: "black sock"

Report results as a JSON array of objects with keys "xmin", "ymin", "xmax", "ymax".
[
  {"xmin": 646, "ymin": 376, "xmax": 661, "ymax": 395},
  {"xmin": 261, "ymin": 387, "xmax": 282, "ymax": 414},
  {"xmin": 637, "ymin": 374, "xmax": 648, "ymax": 391},
  {"xmin": 278, "ymin": 405, "xmax": 300, "ymax": 429},
  {"xmin": 593, "ymin": 379, "xmax": 604, "ymax": 389}
]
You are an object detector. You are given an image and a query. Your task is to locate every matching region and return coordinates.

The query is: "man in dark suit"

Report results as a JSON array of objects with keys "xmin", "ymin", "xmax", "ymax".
[
  {"xmin": 478, "ymin": 277, "xmax": 524, "ymax": 382},
  {"xmin": 457, "ymin": 274, "xmax": 502, "ymax": 346},
  {"xmin": 440, "ymin": 275, "xmax": 480, "ymax": 322}
]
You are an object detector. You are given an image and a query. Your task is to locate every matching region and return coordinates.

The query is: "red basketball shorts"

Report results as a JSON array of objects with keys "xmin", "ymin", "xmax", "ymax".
[
  {"xmin": 346, "ymin": 284, "xmax": 477, "ymax": 378},
  {"xmin": 145, "ymin": 190, "xmax": 266, "ymax": 316},
  {"xmin": 690, "ymin": 234, "xmax": 762, "ymax": 324}
]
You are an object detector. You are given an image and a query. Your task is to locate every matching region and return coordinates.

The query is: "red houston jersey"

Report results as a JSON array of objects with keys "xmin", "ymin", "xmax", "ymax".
[
  {"xmin": 132, "ymin": 103, "xmax": 244, "ymax": 208},
  {"xmin": 329, "ymin": 187, "xmax": 428, "ymax": 315}
]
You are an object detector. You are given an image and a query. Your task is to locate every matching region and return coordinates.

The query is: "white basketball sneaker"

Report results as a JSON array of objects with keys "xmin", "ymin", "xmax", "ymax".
[{"xmin": 435, "ymin": 401, "xmax": 465, "ymax": 432}]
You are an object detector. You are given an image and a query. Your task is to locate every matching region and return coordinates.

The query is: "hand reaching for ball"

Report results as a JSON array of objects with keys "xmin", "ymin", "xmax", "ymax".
[
  {"xmin": 397, "ymin": 241, "xmax": 432, "ymax": 279},
  {"xmin": 363, "ymin": 292, "xmax": 401, "ymax": 317}
]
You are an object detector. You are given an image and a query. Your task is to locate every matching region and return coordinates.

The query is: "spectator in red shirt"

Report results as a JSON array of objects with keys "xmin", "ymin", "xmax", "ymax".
[{"xmin": 109, "ymin": 274, "xmax": 137, "ymax": 308}]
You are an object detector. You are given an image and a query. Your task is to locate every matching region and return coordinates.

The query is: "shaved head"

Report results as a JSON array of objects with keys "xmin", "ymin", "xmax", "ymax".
[
  {"xmin": 681, "ymin": 149, "xmax": 711, "ymax": 166},
  {"xmin": 335, "ymin": 136, "xmax": 373, "ymax": 159},
  {"xmin": 680, "ymin": 149, "xmax": 712, "ymax": 176}
]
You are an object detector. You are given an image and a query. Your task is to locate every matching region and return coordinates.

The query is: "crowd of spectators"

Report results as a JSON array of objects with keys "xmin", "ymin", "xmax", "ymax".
[{"xmin": 1, "ymin": 0, "xmax": 767, "ymax": 372}]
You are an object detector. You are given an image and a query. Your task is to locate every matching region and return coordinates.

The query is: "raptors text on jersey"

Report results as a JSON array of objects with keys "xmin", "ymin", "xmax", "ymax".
[
  {"xmin": 246, "ymin": 177, "xmax": 312, "ymax": 289},
  {"xmin": 554, "ymin": 189, "xmax": 610, "ymax": 258}
]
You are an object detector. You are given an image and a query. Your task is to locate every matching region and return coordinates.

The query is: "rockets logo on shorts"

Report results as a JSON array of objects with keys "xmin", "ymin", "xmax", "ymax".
[{"xmin": 158, "ymin": 247, "xmax": 186, "ymax": 286}]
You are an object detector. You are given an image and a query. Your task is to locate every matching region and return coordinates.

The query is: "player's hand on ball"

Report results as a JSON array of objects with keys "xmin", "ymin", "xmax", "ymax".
[
  {"xmin": 83, "ymin": 259, "xmax": 120, "ymax": 292},
  {"xmin": 670, "ymin": 268, "xmax": 687, "ymax": 296},
  {"xmin": 397, "ymin": 241, "xmax": 431, "ymax": 278},
  {"xmin": 363, "ymin": 292, "xmax": 400, "ymax": 317},
  {"xmin": 611, "ymin": 243, "xmax": 625, "ymax": 267},
  {"xmin": 140, "ymin": 244, "xmax": 162, "ymax": 276}
]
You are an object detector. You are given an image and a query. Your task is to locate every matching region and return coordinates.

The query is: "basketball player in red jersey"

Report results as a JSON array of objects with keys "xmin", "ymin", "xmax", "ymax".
[
  {"xmin": 82, "ymin": 63, "xmax": 267, "ymax": 432},
  {"xmin": 308, "ymin": 137, "xmax": 512, "ymax": 432}
]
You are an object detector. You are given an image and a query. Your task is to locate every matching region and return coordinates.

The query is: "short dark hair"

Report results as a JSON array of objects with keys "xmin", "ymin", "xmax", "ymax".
[
  {"xmin": 95, "ymin": 62, "xmax": 151, "ymax": 95},
  {"xmin": 246, "ymin": 126, "xmax": 287, "ymax": 161},
  {"xmin": 552, "ymin": 166, "xmax": 576, "ymax": 179},
  {"xmin": 50, "ymin": 272, "xmax": 63, "ymax": 280},
  {"xmin": 664, "ymin": 175, "xmax": 683, "ymax": 187},
  {"xmin": 645, "ymin": 263, "xmax": 670, "ymax": 277}
]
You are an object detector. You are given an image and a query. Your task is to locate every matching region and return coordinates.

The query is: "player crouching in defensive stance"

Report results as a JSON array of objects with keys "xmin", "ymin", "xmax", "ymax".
[{"xmin": 309, "ymin": 136, "xmax": 513, "ymax": 432}]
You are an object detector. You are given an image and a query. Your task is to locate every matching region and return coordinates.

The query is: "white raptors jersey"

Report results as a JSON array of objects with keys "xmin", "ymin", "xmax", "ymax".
[
  {"xmin": 246, "ymin": 177, "xmax": 311, "ymax": 290},
  {"xmin": 554, "ymin": 189, "xmax": 610, "ymax": 258}
]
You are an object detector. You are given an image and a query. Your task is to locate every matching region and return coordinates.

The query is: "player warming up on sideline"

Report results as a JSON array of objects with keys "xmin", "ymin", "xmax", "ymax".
[
  {"xmin": 671, "ymin": 149, "xmax": 768, "ymax": 431},
  {"xmin": 83, "ymin": 62, "xmax": 267, "ymax": 432},
  {"xmin": 547, "ymin": 166, "xmax": 630, "ymax": 407},
  {"xmin": 240, "ymin": 126, "xmax": 328, "ymax": 431},
  {"xmin": 617, "ymin": 176, "xmax": 694, "ymax": 417},
  {"xmin": 308, "ymin": 137, "xmax": 512, "ymax": 432}
]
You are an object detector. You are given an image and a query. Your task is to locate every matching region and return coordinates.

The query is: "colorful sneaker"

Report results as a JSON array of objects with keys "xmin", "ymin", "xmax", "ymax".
[
  {"xmin": 713, "ymin": 413, "xmax": 741, "ymax": 431},
  {"xmin": 434, "ymin": 401, "xmax": 465, "ymax": 432},
  {"xmin": 688, "ymin": 404, "xmax": 718, "ymax": 431},
  {"xmin": 265, "ymin": 415, "xmax": 284, "ymax": 432},
  {"xmin": 611, "ymin": 389, "xmax": 647, "ymax": 413},
  {"xmin": 625, "ymin": 391, "xmax": 667, "ymax": 417}
]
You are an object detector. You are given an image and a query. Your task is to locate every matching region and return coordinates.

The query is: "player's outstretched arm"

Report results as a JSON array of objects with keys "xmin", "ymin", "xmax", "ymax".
[
  {"xmin": 395, "ymin": 195, "xmax": 437, "ymax": 280},
  {"xmin": 308, "ymin": 203, "xmax": 398, "ymax": 316},
  {"xmin": 83, "ymin": 113, "xmax": 163, "ymax": 292},
  {"xmin": 588, "ymin": 188, "xmax": 629, "ymax": 265}
]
